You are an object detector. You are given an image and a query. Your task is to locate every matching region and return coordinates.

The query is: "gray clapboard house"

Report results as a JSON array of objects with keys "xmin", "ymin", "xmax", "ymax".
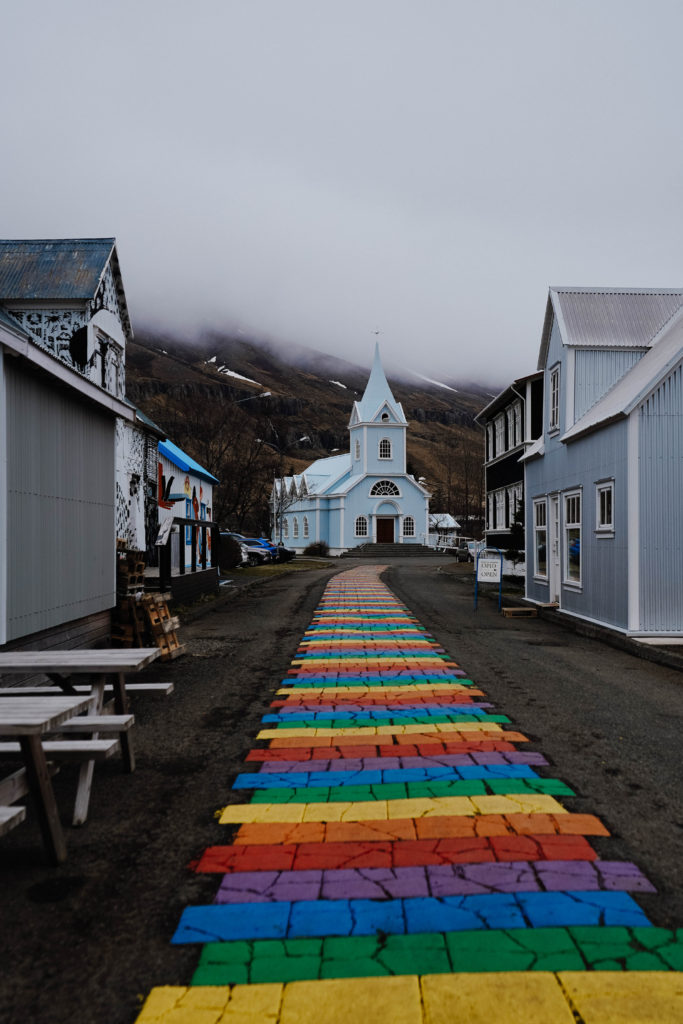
[
  {"xmin": 523, "ymin": 287, "xmax": 683, "ymax": 639},
  {"xmin": 0, "ymin": 239, "xmax": 136, "ymax": 650}
]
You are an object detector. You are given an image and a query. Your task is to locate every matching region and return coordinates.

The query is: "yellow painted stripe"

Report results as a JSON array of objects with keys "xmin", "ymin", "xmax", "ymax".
[
  {"xmin": 257, "ymin": 722, "xmax": 505, "ymax": 739},
  {"xmin": 218, "ymin": 792, "xmax": 568, "ymax": 825},
  {"xmin": 136, "ymin": 971, "xmax": 683, "ymax": 1024}
]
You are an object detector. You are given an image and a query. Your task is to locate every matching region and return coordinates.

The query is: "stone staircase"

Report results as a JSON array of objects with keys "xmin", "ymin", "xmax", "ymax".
[{"xmin": 340, "ymin": 542, "xmax": 445, "ymax": 558}]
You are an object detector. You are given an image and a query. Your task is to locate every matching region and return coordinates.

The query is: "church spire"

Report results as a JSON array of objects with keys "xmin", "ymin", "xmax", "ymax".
[{"xmin": 354, "ymin": 344, "xmax": 406, "ymax": 423}]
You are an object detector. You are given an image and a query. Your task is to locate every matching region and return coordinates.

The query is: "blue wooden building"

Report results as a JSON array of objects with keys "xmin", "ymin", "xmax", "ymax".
[
  {"xmin": 272, "ymin": 346, "xmax": 430, "ymax": 554},
  {"xmin": 523, "ymin": 287, "xmax": 683, "ymax": 639}
]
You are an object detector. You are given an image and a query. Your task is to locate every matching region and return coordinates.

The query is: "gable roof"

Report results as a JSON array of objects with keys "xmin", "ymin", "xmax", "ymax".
[
  {"xmin": 0, "ymin": 237, "xmax": 133, "ymax": 340},
  {"xmin": 352, "ymin": 344, "xmax": 407, "ymax": 424},
  {"xmin": 538, "ymin": 287, "xmax": 683, "ymax": 369},
  {"xmin": 562, "ymin": 304, "xmax": 683, "ymax": 442},
  {"xmin": 158, "ymin": 439, "xmax": 219, "ymax": 484}
]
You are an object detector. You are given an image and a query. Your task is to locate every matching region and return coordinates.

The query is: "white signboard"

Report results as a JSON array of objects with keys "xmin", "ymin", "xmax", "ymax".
[{"xmin": 477, "ymin": 557, "xmax": 501, "ymax": 583}]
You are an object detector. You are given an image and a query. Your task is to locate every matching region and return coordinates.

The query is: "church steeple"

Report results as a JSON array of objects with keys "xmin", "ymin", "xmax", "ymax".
[
  {"xmin": 351, "ymin": 344, "xmax": 407, "ymax": 425},
  {"xmin": 349, "ymin": 345, "xmax": 407, "ymax": 476}
]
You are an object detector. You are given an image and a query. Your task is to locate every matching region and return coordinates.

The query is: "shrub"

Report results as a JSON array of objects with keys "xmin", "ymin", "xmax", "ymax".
[
  {"xmin": 304, "ymin": 541, "xmax": 330, "ymax": 557},
  {"xmin": 218, "ymin": 534, "xmax": 243, "ymax": 569}
]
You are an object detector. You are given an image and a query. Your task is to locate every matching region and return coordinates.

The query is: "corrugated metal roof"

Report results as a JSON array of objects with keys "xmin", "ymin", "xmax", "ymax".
[
  {"xmin": 0, "ymin": 238, "xmax": 116, "ymax": 300},
  {"xmin": 538, "ymin": 287, "xmax": 683, "ymax": 369},
  {"xmin": 158, "ymin": 439, "xmax": 219, "ymax": 484},
  {"xmin": 562, "ymin": 304, "xmax": 683, "ymax": 442}
]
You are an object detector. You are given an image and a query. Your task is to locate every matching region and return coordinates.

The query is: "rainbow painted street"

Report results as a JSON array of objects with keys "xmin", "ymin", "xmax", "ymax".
[{"xmin": 135, "ymin": 567, "xmax": 683, "ymax": 1023}]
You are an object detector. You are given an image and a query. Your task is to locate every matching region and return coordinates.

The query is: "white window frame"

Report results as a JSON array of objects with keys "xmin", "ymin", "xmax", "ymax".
[
  {"xmin": 486, "ymin": 424, "xmax": 494, "ymax": 462},
  {"xmin": 494, "ymin": 414, "xmax": 505, "ymax": 457},
  {"xmin": 512, "ymin": 401, "xmax": 522, "ymax": 446},
  {"xmin": 507, "ymin": 483, "xmax": 523, "ymax": 528},
  {"xmin": 378, "ymin": 437, "xmax": 392, "ymax": 460},
  {"xmin": 282, "ymin": 518, "xmax": 289, "ymax": 539},
  {"xmin": 369, "ymin": 479, "xmax": 400, "ymax": 497},
  {"xmin": 564, "ymin": 489, "xmax": 582, "ymax": 586},
  {"xmin": 533, "ymin": 498, "xmax": 548, "ymax": 579},
  {"xmin": 303, "ymin": 515, "xmax": 309, "ymax": 538},
  {"xmin": 403, "ymin": 515, "xmax": 415, "ymax": 537},
  {"xmin": 292, "ymin": 517, "xmax": 299, "ymax": 539},
  {"xmin": 494, "ymin": 489, "xmax": 506, "ymax": 529},
  {"xmin": 549, "ymin": 365, "xmax": 560, "ymax": 432},
  {"xmin": 355, "ymin": 515, "xmax": 368, "ymax": 537},
  {"xmin": 596, "ymin": 480, "xmax": 614, "ymax": 534},
  {"xmin": 354, "ymin": 439, "xmax": 361, "ymax": 461}
]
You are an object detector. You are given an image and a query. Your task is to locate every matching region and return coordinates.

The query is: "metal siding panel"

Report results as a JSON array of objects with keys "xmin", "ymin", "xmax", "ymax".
[
  {"xmin": 639, "ymin": 363, "xmax": 683, "ymax": 632},
  {"xmin": 574, "ymin": 349, "xmax": 644, "ymax": 419},
  {"xmin": 5, "ymin": 363, "xmax": 116, "ymax": 641},
  {"xmin": 556, "ymin": 290, "xmax": 683, "ymax": 348}
]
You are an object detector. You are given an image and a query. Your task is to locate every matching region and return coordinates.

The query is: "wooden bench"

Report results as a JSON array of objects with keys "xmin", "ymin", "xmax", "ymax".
[
  {"xmin": 0, "ymin": 682, "xmax": 174, "ymax": 697},
  {"xmin": 0, "ymin": 739, "xmax": 120, "ymax": 762},
  {"xmin": 52, "ymin": 714, "xmax": 134, "ymax": 735},
  {"xmin": 0, "ymin": 804, "xmax": 26, "ymax": 836}
]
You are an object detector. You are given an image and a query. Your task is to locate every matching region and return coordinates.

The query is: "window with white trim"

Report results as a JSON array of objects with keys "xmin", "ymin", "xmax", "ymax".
[
  {"xmin": 487, "ymin": 494, "xmax": 494, "ymax": 531},
  {"xmin": 303, "ymin": 515, "xmax": 309, "ymax": 538},
  {"xmin": 507, "ymin": 483, "xmax": 523, "ymax": 528},
  {"xmin": 495, "ymin": 489, "xmax": 506, "ymax": 529},
  {"xmin": 292, "ymin": 517, "xmax": 299, "ymax": 539},
  {"xmin": 549, "ymin": 366, "xmax": 560, "ymax": 431},
  {"xmin": 494, "ymin": 414, "xmax": 505, "ymax": 457},
  {"xmin": 403, "ymin": 515, "xmax": 415, "ymax": 537},
  {"xmin": 596, "ymin": 481, "xmax": 614, "ymax": 532},
  {"xmin": 282, "ymin": 519, "xmax": 289, "ymax": 539},
  {"xmin": 354, "ymin": 439, "xmax": 361, "ymax": 461},
  {"xmin": 355, "ymin": 515, "xmax": 368, "ymax": 537},
  {"xmin": 379, "ymin": 438, "xmax": 392, "ymax": 460},
  {"xmin": 486, "ymin": 424, "xmax": 494, "ymax": 462},
  {"xmin": 512, "ymin": 401, "xmax": 522, "ymax": 446},
  {"xmin": 534, "ymin": 499, "xmax": 547, "ymax": 578},
  {"xmin": 370, "ymin": 479, "xmax": 400, "ymax": 496},
  {"xmin": 564, "ymin": 491, "xmax": 581, "ymax": 584}
]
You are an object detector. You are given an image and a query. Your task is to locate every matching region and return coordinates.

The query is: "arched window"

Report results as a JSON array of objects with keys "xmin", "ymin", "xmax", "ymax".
[
  {"xmin": 354, "ymin": 439, "xmax": 361, "ymax": 461},
  {"xmin": 370, "ymin": 479, "xmax": 400, "ymax": 496},
  {"xmin": 292, "ymin": 517, "xmax": 299, "ymax": 538},
  {"xmin": 355, "ymin": 515, "xmax": 368, "ymax": 537},
  {"xmin": 379, "ymin": 438, "xmax": 392, "ymax": 460},
  {"xmin": 303, "ymin": 515, "xmax": 309, "ymax": 538},
  {"xmin": 282, "ymin": 519, "xmax": 289, "ymax": 539},
  {"xmin": 381, "ymin": 412, "xmax": 390, "ymax": 421},
  {"xmin": 403, "ymin": 516, "xmax": 415, "ymax": 537}
]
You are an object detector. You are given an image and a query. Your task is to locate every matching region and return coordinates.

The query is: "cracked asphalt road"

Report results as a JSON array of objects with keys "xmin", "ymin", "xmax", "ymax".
[{"xmin": 1, "ymin": 557, "xmax": 682, "ymax": 1024}]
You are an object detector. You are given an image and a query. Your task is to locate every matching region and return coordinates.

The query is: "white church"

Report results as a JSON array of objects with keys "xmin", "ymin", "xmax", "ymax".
[{"xmin": 272, "ymin": 346, "xmax": 430, "ymax": 555}]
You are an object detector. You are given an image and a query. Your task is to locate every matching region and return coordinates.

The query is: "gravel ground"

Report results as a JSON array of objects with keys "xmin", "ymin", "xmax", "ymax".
[{"xmin": 1, "ymin": 556, "xmax": 681, "ymax": 1024}]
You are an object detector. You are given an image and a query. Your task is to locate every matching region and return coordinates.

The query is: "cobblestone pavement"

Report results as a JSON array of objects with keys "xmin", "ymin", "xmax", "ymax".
[{"xmin": 135, "ymin": 566, "xmax": 683, "ymax": 1024}]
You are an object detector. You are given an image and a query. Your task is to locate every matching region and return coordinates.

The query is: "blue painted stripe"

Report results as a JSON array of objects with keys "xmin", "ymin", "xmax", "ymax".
[
  {"xmin": 172, "ymin": 891, "xmax": 651, "ymax": 944},
  {"xmin": 233, "ymin": 765, "xmax": 538, "ymax": 789}
]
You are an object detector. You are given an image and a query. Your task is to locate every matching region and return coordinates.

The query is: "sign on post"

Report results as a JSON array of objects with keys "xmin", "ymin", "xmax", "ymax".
[
  {"xmin": 474, "ymin": 548, "xmax": 504, "ymax": 611},
  {"xmin": 477, "ymin": 558, "xmax": 502, "ymax": 583}
]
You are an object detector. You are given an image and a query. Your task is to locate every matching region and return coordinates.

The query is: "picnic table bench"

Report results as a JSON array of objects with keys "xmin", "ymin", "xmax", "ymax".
[{"xmin": 0, "ymin": 649, "xmax": 163, "ymax": 848}]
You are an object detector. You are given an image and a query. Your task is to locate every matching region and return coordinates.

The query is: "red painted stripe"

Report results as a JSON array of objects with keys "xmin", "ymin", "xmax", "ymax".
[{"xmin": 194, "ymin": 833, "xmax": 598, "ymax": 873}]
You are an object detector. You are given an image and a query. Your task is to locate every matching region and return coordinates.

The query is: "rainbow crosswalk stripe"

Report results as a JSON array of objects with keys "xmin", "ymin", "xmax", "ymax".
[{"xmin": 136, "ymin": 567, "xmax": 683, "ymax": 1024}]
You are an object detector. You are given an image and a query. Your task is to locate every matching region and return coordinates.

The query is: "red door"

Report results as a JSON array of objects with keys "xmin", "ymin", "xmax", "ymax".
[{"xmin": 376, "ymin": 518, "xmax": 394, "ymax": 543}]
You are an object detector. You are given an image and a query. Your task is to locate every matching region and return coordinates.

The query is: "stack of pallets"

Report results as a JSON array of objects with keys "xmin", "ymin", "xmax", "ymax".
[{"xmin": 140, "ymin": 594, "xmax": 185, "ymax": 660}]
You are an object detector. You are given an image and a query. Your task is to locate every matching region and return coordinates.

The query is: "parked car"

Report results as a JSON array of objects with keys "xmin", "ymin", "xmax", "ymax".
[
  {"xmin": 219, "ymin": 532, "xmax": 271, "ymax": 567},
  {"xmin": 222, "ymin": 532, "xmax": 276, "ymax": 561}
]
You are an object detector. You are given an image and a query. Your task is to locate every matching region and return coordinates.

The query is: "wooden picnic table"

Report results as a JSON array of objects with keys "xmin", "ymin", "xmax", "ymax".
[
  {"xmin": 0, "ymin": 694, "xmax": 94, "ymax": 863},
  {"xmin": 0, "ymin": 649, "xmax": 161, "ymax": 824}
]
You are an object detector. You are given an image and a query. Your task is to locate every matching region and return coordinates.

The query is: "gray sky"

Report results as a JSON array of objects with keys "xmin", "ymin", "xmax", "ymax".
[{"xmin": 3, "ymin": 1, "xmax": 683, "ymax": 386}]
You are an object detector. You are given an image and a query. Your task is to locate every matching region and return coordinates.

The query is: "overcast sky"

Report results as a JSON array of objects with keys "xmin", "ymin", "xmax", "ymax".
[{"xmin": 3, "ymin": 1, "xmax": 683, "ymax": 386}]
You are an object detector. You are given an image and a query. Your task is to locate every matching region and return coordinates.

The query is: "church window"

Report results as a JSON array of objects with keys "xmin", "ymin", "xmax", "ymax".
[
  {"xmin": 370, "ymin": 480, "xmax": 400, "ymax": 496},
  {"xmin": 303, "ymin": 515, "xmax": 309, "ymax": 538},
  {"xmin": 355, "ymin": 515, "xmax": 368, "ymax": 537},
  {"xmin": 282, "ymin": 519, "xmax": 289, "ymax": 539},
  {"xmin": 403, "ymin": 516, "xmax": 415, "ymax": 537},
  {"xmin": 381, "ymin": 412, "xmax": 390, "ymax": 421},
  {"xmin": 354, "ymin": 439, "xmax": 361, "ymax": 461},
  {"xmin": 292, "ymin": 517, "xmax": 299, "ymax": 538},
  {"xmin": 379, "ymin": 438, "xmax": 392, "ymax": 460}
]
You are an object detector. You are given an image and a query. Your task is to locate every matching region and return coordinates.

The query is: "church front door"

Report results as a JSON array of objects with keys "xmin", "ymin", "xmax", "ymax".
[{"xmin": 376, "ymin": 518, "xmax": 394, "ymax": 543}]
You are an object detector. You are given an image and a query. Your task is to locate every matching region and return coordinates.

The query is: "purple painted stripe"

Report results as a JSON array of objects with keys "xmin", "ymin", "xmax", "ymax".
[
  {"xmin": 214, "ymin": 861, "xmax": 654, "ymax": 905},
  {"xmin": 257, "ymin": 752, "xmax": 550, "ymax": 773}
]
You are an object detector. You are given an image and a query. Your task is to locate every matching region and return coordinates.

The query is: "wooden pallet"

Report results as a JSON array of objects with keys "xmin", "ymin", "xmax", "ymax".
[
  {"xmin": 141, "ymin": 594, "xmax": 185, "ymax": 660},
  {"xmin": 501, "ymin": 606, "xmax": 538, "ymax": 618}
]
